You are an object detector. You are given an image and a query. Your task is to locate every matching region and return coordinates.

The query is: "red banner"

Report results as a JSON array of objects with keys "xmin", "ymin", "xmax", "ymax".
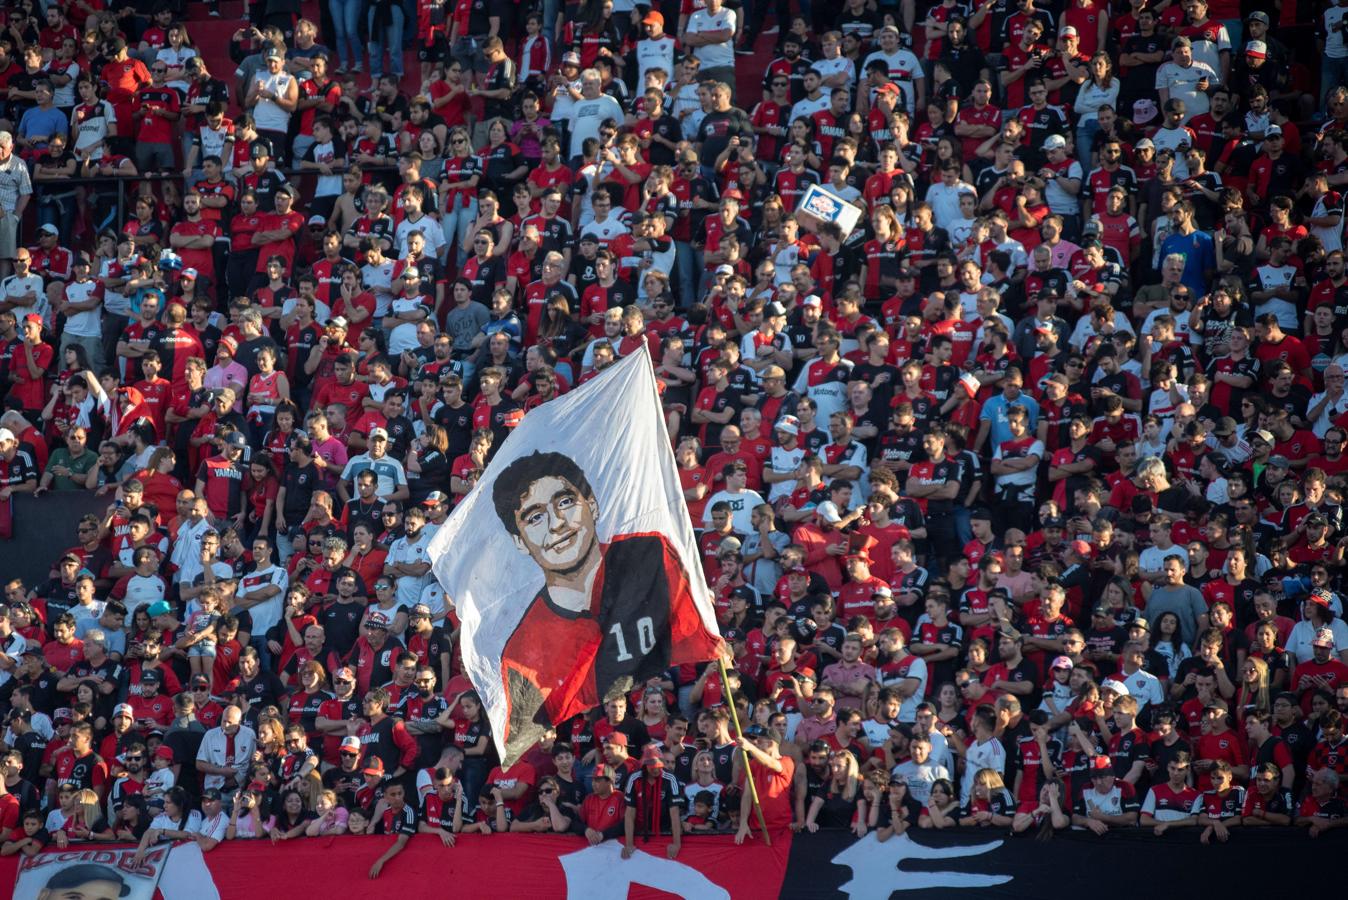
[{"xmin": 1, "ymin": 834, "xmax": 791, "ymax": 899}]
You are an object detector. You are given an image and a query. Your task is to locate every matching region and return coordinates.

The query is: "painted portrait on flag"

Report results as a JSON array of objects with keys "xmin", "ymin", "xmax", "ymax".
[{"xmin": 428, "ymin": 349, "xmax": 723, "ymax": 764}]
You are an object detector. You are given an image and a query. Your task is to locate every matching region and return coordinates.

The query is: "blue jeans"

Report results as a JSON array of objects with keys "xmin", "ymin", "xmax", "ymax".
[
  {"xmin": 367, "ymin": 5, "xmax": 406, "ymax": 79},
  {"xmin": 441, "ymin": 195, "xmax": 478, "ymax": 265},
  {"xmin": 1076, "ymin": 118, "xmax": 1101, "ymax": 165},
  {"xmin": 1325, "ymin": 56, "xmax": 1348, "ymax": 108},
  {"xmin": 330, "ymin": 0, "xmax": 363, "ymax": 69}
]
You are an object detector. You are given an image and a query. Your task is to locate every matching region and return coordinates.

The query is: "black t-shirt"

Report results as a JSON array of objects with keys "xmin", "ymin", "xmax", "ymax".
[
  {"xmin": 696, "ymin": 109, "xmax": 754, "ymax": 168},
  {"xmin": 281, "ymin": 461, "xmax": 319, "ymax": 521}
]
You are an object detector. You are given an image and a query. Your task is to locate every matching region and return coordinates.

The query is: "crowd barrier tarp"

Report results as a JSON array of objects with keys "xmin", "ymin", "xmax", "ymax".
[
  {"xmin": 3, "ymin": 491, "xmax": 109, "ymax": 587},
  {"xmin": 0, "ymin": 828, "xmax": 1334, "ymax": 899},
  {"xmin": 780, "ymin": 828, "xmax": 1331, "ymax": 899}
]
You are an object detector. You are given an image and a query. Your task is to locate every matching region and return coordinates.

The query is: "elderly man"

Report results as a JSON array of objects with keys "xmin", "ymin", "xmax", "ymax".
[{"xmin": 0, "ymin": 132, "xmax": 33, "ymax": 278}]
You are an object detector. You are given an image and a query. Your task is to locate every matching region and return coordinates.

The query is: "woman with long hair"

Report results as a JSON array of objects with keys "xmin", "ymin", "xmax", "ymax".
[
  {"xmin": 536, "ymin": 295, "xmax": 587, "ymax": 361},
  {"xmin": 156, "ymin": 21, "xmax": 197, "ymax": 93},
  {"xmin": 1235, "ymin": 655, "xmax": 1271, "ymax": 727},
  {"xmin": 287, "ymin": 660, "xmax": 334, "ymax": 750},
  {"xmin": 304, "ymin": 789, "xmax": 350, "ymax": 836},
  {"xmin": 440, "ymin": 126, "xmax": 481, "ymax": 265},
  {"xmin": 132, "ymin": 788, "xmax": 201, "ymax": 864},
  {"xmin": 132, "ymin": 446, "xmax": 183, "ymax": 520},
  {"xmin": 638, "ymin": 687, "xmax": 670, "ymax": 742},
  {"xmin": 453, "ymin": 691, "xmax": 495, "ymax": 813},
  {"xmin": 1074, "ymin": 52, "xmax": 1119, "ymax": 163},
  {"xmin": 265, "ymin": 789, "xmax": 314, "ymax": 843},
  {"xmin": 917, "ymin": 778, "xmax": 959, "ymax": 829},
  {"xmin": 406, "ymin": 423, "xmax": 450, "ymax": 504},
  {"xmin": 1152, "ymin": 612, "xmax": 1191, "ymax": 680},
  {"xmin": 245, "ymin": 344, "xmax": 289, "ymax": 448},
  {"xmin": 805, "ymin": 751, "xmax": 861, "ymax": 831},
  {"xmin": 959, "ymin": 768, "xmax": 1015, "ymax": 828},
  {"xmin": 244, "ymin": 455, "xmax": 279, "ymax": 545}
]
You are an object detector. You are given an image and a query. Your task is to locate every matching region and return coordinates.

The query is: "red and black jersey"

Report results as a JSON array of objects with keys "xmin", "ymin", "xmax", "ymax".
[
  {"xmin": 1195, "ymin": 786, "xmax": 1245, "ymax": 820},
  {"xmin": 580, "ymin": 790, "xmax": 627, "ymax": 833},
  {"xmin": 500, "ymin": 534, "xmax": 721, "ymax": 744},
  {"xmin": 195, "ymin": 455, "xmax": 247, "ymax": 520},
  {"xmin": 1145, "ymin": 782, "xmax": 1199, "ymax": 817},
  {"xmin": 52, "ymin": 749, "xmax": 109, "ymax": 794}
]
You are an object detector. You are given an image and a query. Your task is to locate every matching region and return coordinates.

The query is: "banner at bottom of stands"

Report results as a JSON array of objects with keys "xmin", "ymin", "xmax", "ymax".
[{"xmin": 1, "ymin": 828, "xmax": 1337, "ymax": 899}]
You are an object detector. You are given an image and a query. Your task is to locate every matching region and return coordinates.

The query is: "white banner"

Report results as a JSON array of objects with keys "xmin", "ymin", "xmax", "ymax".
[
  {"xmin": 427, "ymin": 348, "xmax": 722, "ymax": 763},
  {"xmin": 13, "ymin": 846, "xmax": 169, "ymax": 900}
]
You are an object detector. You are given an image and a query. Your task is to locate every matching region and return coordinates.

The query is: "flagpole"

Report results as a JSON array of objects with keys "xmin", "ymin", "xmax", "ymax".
[{"xmin": 717, "ymin": 655, "xmax": 772, "ymax": 846}]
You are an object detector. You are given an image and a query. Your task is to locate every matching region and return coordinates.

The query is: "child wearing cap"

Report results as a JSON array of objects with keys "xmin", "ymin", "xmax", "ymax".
[{"xmin": 143, "ymin": 745, "xmax": 177, "ymax": 812}]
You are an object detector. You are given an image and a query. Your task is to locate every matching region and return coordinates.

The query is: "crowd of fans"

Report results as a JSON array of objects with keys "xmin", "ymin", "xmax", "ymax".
[{"xmin": 0, "ymin": 0, "xmax": 1344, "ymax": 879}]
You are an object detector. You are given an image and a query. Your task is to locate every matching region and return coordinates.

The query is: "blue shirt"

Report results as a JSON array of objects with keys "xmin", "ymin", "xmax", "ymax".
[
  {"xmin": 1158, "ymin": 230, "xmax": 1216, "ymax": 299},
  {"xmin": 979, "ymin": 392, "xmax": 1040, "ymax": 448},
  {"xmin": 17, "ymin": 106, "xmax": 68, "ymax": 150}
]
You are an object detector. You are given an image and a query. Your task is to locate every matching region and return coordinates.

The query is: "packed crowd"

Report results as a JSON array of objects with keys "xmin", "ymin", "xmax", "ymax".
[{"xmin": 0, "ymin": 0, "xmax": 1343, "ymax": 877}]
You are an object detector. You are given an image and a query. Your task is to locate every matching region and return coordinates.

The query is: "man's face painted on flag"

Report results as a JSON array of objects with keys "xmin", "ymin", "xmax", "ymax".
[{"xmin": 511, "ymin": 475, "xmax": 600, "ymax": 575}]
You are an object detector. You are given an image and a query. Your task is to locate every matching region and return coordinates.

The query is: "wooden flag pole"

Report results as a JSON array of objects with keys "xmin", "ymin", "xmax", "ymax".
[{"xmin": 717, "ymin": 655, "xmax": 772, "ymax": 846}]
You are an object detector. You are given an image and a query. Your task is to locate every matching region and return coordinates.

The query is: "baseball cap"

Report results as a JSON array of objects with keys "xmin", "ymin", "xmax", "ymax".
[
  {"xmin": 154, "ymin": 745, "xmax": 175, "ymax": 761},
  {"xmin": 1213, "ymin": 417, "xmax": 1237, "ymax": 437},
  {"xmin": 1043, "ymin": 134, "xmax": 1067, "ymax": 150},
  {"xmin": 368, "ymin": 427, "xmax": 389, "ymax": 441},
  {"xmin": 1100, "ymin": 678, "xmax": 1129, "ymax": 696},
  {"xmin": 873, "ymin": 584, "xmax": 893, "ymax": 598},
  {"xmin": 180, "ymin": 267, "xmax": 199, "ymax": 281},
  {"xmin": 1060, "ymin": 25, "xmax": 1078, "ymax": 36},
  {"xmin": 217, "ymin": 335, "xmax": 238, "ymax": 356},
  {"xmin": 1268, "ymin": 455, "xmax": 1291, "ymax": 469},
  {"xmin": 1132, "ymin": 98, "xmax": 1158, "ymax": 124},
  {"xmin": 714, "ymin": 264, "xmax": 735, "ymax": 276},
  {"xmin": 0, "ymin": 428, "xmax": 14, "ymax": 444},
  {"xmin": 113, "ymin": 703, "xmax": 134, "ymax": 718},
  {"xmin": 718, "ymin": 536, "xmax": 742, "ymax": 555},
  {"xmin": 561, "ymin": 51, "xmax": 581, "ymax": 66},
  {"xmin": 603, "ymin": 732, "xmax": 629, "ymax": 747},
  {"xmin": 1205, "ymin": 698, "xmax": 1230, "ymax": 713},
  {"xmin": 38, "ymin": 223, "xmax": 59, "ymax": 236},
  {"xmin": 1245, "ymin": 40, "xmax": 1267, "ymax": 58},
  {"xmin": 641, "ymin": 9, "xmax": 664, "ymax": 26},
  {"xmin": 1314, "ymin": 627, "xmax": 1337, "ymax": 648},
  {"xmin": 191, "ymin": 674, "xmax": 211, "ymax": 688},
  {"xmin": 1042, "ymin": 516, "xmax": 1065, "ymax": 529},
  {"xmin": 1049, "ymin": 655, "xmax": 1074, "ymax": 671},
  {"xmin": 815, "ymin": 501, "xmax": 843, "ymax": 525},
  {"xmin": 1247, "ymin": 10, "xmax": 1270, "ymax": 24},
  {"xmin": 225, "ymin": 431, "xmax": 248, "ymax": 450},
  {"xmin": 801, "ymin": 294, "xmax": 822, "ymax": 307},
  {"xmin": 202, "ymin": 788, "xmax": 224, "ymax": 802},
  {"xmin": 23, "ymin": 313, "xmax": 42, "ymax": 328},
  {"xmin": 308, "ymin": 214, "xmax": 327, "ymax": 226},
  {"xmin": 639, "ymin": 743, "xmax": 665, "ymax": 768},
  {"xmin": 54, "ymin": 708, "xmax": 73, "ymax": 723},
  {"xmin": 1070, "ymin": 539, "xmax": 1093, "ymax": 557},
  {"xmin": 1130, "ymin": 618, "xmax": 1151, "ymax": 632},
  {"xmin": 265, "ymin": 46, "xmax": 284, "ymax": 59},
  {"xmin": 366, "ymin": 611, "xmax": 391, "ymax": 630},
  {"xmin": 422, "ymin": 490, "xmax": 448, "ymax": 507},
  {"xmin": 788, "ymin": 565, "xmax": 808, "ymax": 577},
  {"xmin": 140, "ymin": 668, "xmax": 163, "ymax": 684},
  {"xmin": 1266, "ymin": 124, "xmax": 1283, "ymax": 137},
  {"xmin": 774, "ymin": 414, "xmax": 799, "ymax": 435},
  {"xmin": 340, "ymin": 736, "xmax": 362, "ymax": 752},
  {"xmin": 592, "ymin": 764, "xmax": 618, "ymax": 782},
  {"xmin": 362, "ymin": 758, "xmax": 385, "ymax": 777},
  {"xmin": 329, "ymin": 315, "xmax": 349, "ymax": 329},
  {"xmin": 1134, "ymin": 137, "xmax": 1155, "ymax": 151},
  {"xmin": 1090, "ymin": 755, "xmax": 1113, "ymax": 773},
  {"xmin": 147, "ymin": 600, "xmax": 173, "ymax": 617},
  {"xmin": 409, "ymin": 604, "xmax": 432, "ymax": 618},
  {"xmin": 1310, "ymin": 588, "xmax": 1334, "ymax": 607}
]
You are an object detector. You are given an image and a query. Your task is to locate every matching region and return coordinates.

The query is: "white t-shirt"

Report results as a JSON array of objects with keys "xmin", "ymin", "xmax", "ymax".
[
  {"xmin": 686, "ymin": 7, "xmax": 736, "ymax": 70},
  {"xmin": 567, "ymin": 93, "xmax": 625, "ymax": 159},
  {"xmin": 387, "ymin": 530, "xmax": 434, "ymax": 607}
]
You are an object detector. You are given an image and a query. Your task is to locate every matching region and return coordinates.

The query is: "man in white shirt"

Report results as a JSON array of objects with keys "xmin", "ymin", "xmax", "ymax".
[
  {"xmin": 925, "ymin": 162, "xmax": 977, "ymax": 232},
  {"xmin": 1118, "ymin": 641, "xmax": 1165, "ymax": 711},
  {"xmin": 235, "ymin": 539, "xmax": 287, "ymax": 662},
  {"xmin": 683, "ymin": 0, "xmax": 736, "ymax": 86},
  {"xmin": 195, "ymin": 706, "xmax": 257, "ymax": 791},
  {"xmin": 386, "ymin": 504, "xmax": 435, "ymax": 607},
  {"xmin": 566, "ymin": 69, "xmax": 625, "ymax": 160},
  {"xmin": 702, "ymin": 463, "xmax": 765, "ymax": 535}
]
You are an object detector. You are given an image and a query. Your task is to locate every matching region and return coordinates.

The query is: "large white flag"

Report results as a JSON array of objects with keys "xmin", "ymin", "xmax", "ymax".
[{"xmin": 427, "ymin": 348, "xmax": 723, "ymax": 763}]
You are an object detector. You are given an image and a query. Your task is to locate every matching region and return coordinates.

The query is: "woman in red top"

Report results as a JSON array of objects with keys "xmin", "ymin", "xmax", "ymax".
[
  {"xmin": 10, "ymin": 315, "xmax": 53, "ymax": 413},
  {"xmin": 245, "ymin": 344, "xmax": 290, "ymax": 445},
  {"xmin": 245, "ymin": 456, "xmax": 279, "ymax": 545}
]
